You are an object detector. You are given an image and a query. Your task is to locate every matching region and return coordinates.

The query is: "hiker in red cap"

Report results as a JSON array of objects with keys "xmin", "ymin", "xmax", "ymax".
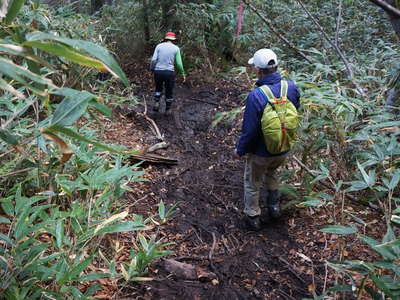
[{"xmin": 150, "ymin": 32, "xmax": 186, "ymax": 114}]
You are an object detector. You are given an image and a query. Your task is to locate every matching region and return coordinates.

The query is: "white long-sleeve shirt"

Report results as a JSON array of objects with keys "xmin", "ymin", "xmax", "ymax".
[{"xmin": 151, "ymin": 41, "xmax": 185, "ymax": 75}]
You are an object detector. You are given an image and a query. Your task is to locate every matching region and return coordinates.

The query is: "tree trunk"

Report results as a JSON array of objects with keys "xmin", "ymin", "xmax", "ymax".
[
  {"xmin": 91, "ymin": 0, "xmax": 105, "ymax": 15},
  {"xmin": 371, "ymin": 0, "xmax": 400, "ymax": 109},
  {"xmin": 161, "ymin": 0, "xmax": 175, "ymax": 31},
  {"xmin": 142, "ymin": 0, "xmax": 150, "ymax": 45},
  {"xmin": 385, "ymin": 1, "xmax": 400, "ymax": 109}
]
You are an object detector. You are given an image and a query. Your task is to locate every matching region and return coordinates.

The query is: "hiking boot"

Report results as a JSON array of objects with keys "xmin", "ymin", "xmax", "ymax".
[
  {"xmin": 260, "ymin": 210, "xmax": 270, "ymax": 224},
  {"xmin": 165, "ymin": 99, "xmax": 173, "ymax": 114},
  {"xmin": 245, "ymin": 215, "xmax": 262, "ymax": 231},
  {"xmin": 153, "ymin": 101, "xmax": 160, "ymax": 112},
  {"xmin": 267, "ymin": 190, "xmax": 282, "ymax": 219}
]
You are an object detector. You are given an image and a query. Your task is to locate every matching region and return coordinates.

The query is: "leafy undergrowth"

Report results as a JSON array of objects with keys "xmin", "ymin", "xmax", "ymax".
[{"xmin": 91, "ymin": 64, "xmax": 394, "ymax": 299}]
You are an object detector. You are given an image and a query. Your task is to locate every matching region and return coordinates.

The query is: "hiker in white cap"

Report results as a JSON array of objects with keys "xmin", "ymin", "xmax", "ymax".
[
  {"xmin": 150, "ymin": 32, "xmax": 186, "ymax": 114},
  {"xmin": 236, "ymin": 48, "xmax": 301, "ymax": 231}
]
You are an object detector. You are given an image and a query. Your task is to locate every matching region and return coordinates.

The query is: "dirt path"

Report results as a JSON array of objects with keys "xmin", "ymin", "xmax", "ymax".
[
  {"xmin": 101, "ymin": 63, "xmax": 386, "ymax": 299},
  {"xmin": 115, "ymin": 81, "xmax": 318, "ymax": 299}
]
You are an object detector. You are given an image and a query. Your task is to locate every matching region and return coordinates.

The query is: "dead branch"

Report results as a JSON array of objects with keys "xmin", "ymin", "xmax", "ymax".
[
  {"xmin": 140, "ymin": 96, "xmax": 164, "ymax": 141},
  {"xmin": 275, "ymin": 255, "xmax": 306, "ymax": 284},
  {"xmin": 0, "ymin": 168, "xmax": 34, "ymax": 178},
  {"xmin": 129, "ymin": 153, "xmax": 177, "ymax": 165},
  {"xmin": 147, "ymin": 141, "xmax": 169, "ymax": 153},
  {"xmin": 276, "ymin": 290, "xmax": 298, "ymax": 300},
  {"xmin": 0, "ymin": 149, "xmax": 13, "ymax": 159},
  {"xmin": 242, "ymin": 0, "xmax": 312, "ymax": 64},
  {"xmin": 369, "ymin": 0, "xmax": 400, "ymax": 17},
  {"xmin": 221, "ymin": 234, "xmax": 233, "ymax": 255},
  {"xmin": 294, "ymin": 0, "xmax": 366, "ymax": 96},
  {"xmin": 208, "ymin": 232, "xmax": 217, "ymax": 267}
]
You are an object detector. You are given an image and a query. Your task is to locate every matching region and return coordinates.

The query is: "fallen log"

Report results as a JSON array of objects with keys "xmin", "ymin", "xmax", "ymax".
[
  {"xmin": 129, "ymin": 152, "xmax": 178, "ymax": 165},
  {"xmin": 164, "ymin": 259, "xmax": 217, "ymax": 282}
]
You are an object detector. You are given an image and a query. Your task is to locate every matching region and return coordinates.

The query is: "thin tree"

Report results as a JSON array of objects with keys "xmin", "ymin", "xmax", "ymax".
[{"xmin": 369, "ymin": 0, "xmax": 400, "ymax": 108}]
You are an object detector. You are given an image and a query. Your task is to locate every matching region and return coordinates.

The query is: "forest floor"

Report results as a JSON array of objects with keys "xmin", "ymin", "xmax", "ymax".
[{"xmin": 97, "ymin": 63, "xmax": 383, "ymax": 300}]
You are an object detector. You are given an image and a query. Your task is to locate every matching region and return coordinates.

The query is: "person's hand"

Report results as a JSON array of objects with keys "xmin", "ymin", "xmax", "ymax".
[{"xmin": 183, "ymin": 75, "xmax": 186, "ymax": 83}]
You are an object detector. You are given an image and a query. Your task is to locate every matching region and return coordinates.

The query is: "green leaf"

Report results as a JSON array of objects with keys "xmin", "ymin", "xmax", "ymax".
[
  {"xmin": 0, "ymin": 57, "xmax": 55, "ymax": 96},
  {"xmin": 371, "ymin": 275, "xmax": 395, "ymax": 298},
  {"xmin": 95, "ymin": 221, "xmax": 145, "ymax": 235},
  {"xmin": 0, "ymin": 216, "xmax": 10, "ymax": 224},
  {"xmin": 69, "ymin": 286, "xmax": 85, "ymax": 298},
  {"xmin": 55, "ymin": 219, "xmax": 64, "ymax": 250},
  {"xmin": 0, "ymin": 233, "xmax": 13, "ymax": 246},
  {"xmin": 374, "ymin": 261, "xmax": 400, "ymax": 276},
  {"xmin": 389, "ymin": 172, "xmax": 400, "ymax": 190},
  {"xmin": 357, "ymin": 161, "xmax": 374, "ymax": 186},
  {"xmin": 26, "ymin": 32, "xmax": 129, "ymax": 86},
  {"xmin": 23, "ymin": 40, "xmax": 111, "ymax": 71},
  {"xmin": 139, "ymin": 234, "xmax": 148, "ymax": 251},
  {"xmin": 298, "ymin": 199, "xmax": 324, "ymax": 207},
  {"xmin": 346, "ymin": 180, "xmax": 369, "ymax": 192},
  {"xmin": 376, "ymin": 239, "xmax": 400, "ymax": 250},
  {"xmin": 365, "ymin": 286, "xmax": 384, "ymax": 300},
  {"xmin": 320, "ymin": 225, "xmax": 357, "ymax": 235},
  {"xmin": 50, "ymin": 89, "xmax": 94, "ymax": 127},
  {"xmin": 391, "ymin": 215, "xmax": 400, "ymax": 226},
  {"xmin": 5, "ymin": 0, "xmax": 24, "ymax": 24},
  {"xmin": 130, "ymin": 277, "xmax": 153, "ymax": 281},
  {"xmin": 0, "ymin": 196, "xmax": 14, "ymax": 216},
  {"xmin": 0, "ymin": 42, "xmax": 54, "ymax": 69},
  {"xmin": 45, "ymin": 126, "xmax": 127, "ymax": 154},
  {"xmin": 89, "ymin": 99, "xmax": 112, "ymax": 118},
  {"xmin": 159, "ymin": 200, "xmax": 165, "ymax": 220},
  {"xmin": 165, "ymin": 201, "xmax": 180, "ymax": 219},
  {"xmin": 345, "ymin": 212, "xmax": 367, "ymax": 226},
  {"xmin": 0, "ymin": 77, "xmax": 25, "ymax": 99},
  {"xmin": 0, "ymin": 129, "xmax": 18, "ymax": 145},
  {"xmin": 15, "ymin": 195, "xmax": 47, "ymax": 215},
  {"xmin": 78, "ymin": 273, "xmax": 111, "ymax": 282},
  {"xmin": 84, "ymin": 283, "xmax": 102, "ymax": 297},
  {"xmin": 14, "ymin": 204, "xmax": 53, "ymax": 241},
  {"xmin": 61, "ymin": 255, "xmax": 94, "ymax": 284},
  {"xmin": 359, "ymin": 235, "xmax": 397, "ymax": 260},
  {"xmin": 383, "ymin": 225, "xmax": 397, "ymax": 243},
  {"xmin": 327, "ymin": 285, "xmax": 353, "ymax": 293}
]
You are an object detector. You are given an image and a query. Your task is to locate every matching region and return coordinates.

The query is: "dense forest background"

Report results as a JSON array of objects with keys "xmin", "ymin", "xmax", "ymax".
[{"xmin": 0, "ymin": 0, "xmax": 399, "ymax": 299}]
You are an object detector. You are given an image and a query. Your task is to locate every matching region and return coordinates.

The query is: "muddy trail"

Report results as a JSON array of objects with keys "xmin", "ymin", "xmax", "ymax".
[
  {"xmin": 104, "ymin": 70, "xmax": 332, "ymax": 300},
  {"xmin": 99, "ymin": 60, "xmax": 371, "ymax": 299}
]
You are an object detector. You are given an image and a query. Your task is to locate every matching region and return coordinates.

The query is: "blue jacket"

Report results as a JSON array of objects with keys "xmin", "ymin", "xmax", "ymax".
[{"xmin": 236, "ymin": 72, "xmax": 300, "ymax": 157}]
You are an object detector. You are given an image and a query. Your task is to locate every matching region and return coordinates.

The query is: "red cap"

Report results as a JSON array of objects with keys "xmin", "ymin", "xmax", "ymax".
[{"xmin": 165, "ymin": 32, "xmax": 177, "ymax": 40}]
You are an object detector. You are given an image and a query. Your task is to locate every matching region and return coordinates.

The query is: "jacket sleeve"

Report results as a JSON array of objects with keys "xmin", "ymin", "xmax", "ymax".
[
  {"xmin": 175, "ymin": 49, "xmax": 186, "ymax": 76},
  {"xmin": 236, "ymin": 91, "xmax": 262, "ymax": 156},
  {"xmin": 150, "ymin": 45, "xmax": 159, "ymax": 71}
]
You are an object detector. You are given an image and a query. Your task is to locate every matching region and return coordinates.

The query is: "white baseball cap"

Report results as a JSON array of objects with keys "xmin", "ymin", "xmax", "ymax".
[{"xmin": 248, "ymin": 49, "xmax": 278, "ymax": 69}]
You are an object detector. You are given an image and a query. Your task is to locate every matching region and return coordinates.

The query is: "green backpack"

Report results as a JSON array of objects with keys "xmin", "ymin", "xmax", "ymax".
[{"xmin": 259, "ymin": 80, "xmax": 299, "ymax": 154}]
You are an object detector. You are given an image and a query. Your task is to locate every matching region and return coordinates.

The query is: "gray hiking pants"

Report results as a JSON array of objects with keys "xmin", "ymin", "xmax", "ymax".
[{"xmin": 244, "ymin": 153, "xmax": 287, "ymax": 217}]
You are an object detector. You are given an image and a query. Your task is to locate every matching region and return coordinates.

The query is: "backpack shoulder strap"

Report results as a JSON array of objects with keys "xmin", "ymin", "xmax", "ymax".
[
  {"xmin": 259, "ymin": 85, "xmax": 275, "ymax": 103},
  {"xmin": 259, "ymin": 80, "xmax": 288, "ymax": 104},
  {"xmin": 280, "ymin": 80, "xmax": 288, "ymax": 98}
]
